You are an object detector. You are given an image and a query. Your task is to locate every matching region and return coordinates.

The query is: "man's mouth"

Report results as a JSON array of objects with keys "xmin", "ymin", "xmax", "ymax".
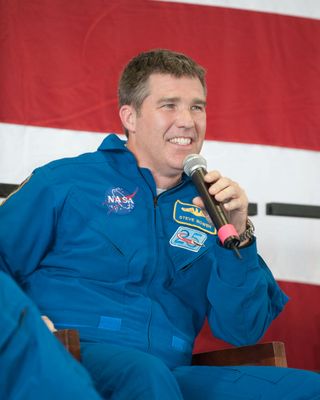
[{"xmin": 169, "ymin": 137, "xmax": 192, "ymax": 146}]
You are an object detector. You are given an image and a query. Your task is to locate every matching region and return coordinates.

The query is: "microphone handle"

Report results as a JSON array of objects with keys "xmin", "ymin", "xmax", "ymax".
[
  {"xmin": 191, "ymin": 167, "xmax": 229, "ymax": 229},
  {"xmin": 191, "ymin": 168, "xmax": 240, "ymax": 250}
]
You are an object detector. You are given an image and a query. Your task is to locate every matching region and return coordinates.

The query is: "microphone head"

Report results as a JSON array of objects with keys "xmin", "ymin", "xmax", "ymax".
[{"xmin": 183, "ymin": 154, "xmax": 207, "ymax": 177}]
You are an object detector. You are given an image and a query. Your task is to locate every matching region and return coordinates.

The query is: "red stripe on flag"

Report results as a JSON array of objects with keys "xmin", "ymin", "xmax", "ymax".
[{"xmin": 0, "ymin": 0, "xmax": 320, "ymax": 150}]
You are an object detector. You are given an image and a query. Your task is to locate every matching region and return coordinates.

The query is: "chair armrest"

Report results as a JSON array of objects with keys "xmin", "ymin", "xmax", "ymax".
[
  {"xmin": 54, "ymin": 329, "xmax": 81, "ymax": 361},
  {"xmin": 192, "ymin": 342, "xmax": 287, "ymax": 367},
  {"xmin": 54, "ymin": 330, "xmax": 287, "ymax": 368}
]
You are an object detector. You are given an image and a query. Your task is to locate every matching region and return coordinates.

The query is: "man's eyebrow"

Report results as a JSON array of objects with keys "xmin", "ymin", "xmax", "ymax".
[
  {"xmin": 157, "ymin": 97, "xmax": 207, "ymax": 106},
  {"xmin": 157, "ymin": 97, "xmax": 180, "ymax": 104},
  {"xmin": 192, "ymin": 98, "xmax": 207, "ymax": 106}
]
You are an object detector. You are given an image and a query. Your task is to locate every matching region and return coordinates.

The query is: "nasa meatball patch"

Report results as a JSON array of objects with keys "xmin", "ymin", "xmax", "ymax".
[{"xmin": 103, "ymin": 187, "xmax": 138, "ymax": 215}]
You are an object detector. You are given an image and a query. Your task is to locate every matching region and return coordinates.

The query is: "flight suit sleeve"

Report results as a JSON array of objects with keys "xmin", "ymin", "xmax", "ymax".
[
  {"xmin": 0, "ymin": 271, "xmax": 102, "ymax": 400},
  {"xmin": 0, "ymin": 169, "xmax": 59, "ymax": 285},
  {"xmin": 206, "ymin": 239, "xmax": 289, "ymax": 346}
]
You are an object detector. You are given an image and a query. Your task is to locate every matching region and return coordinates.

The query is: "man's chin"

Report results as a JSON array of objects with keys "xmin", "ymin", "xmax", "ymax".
[{"xmin": 168, "ymin": 162, "xmax": 185, "ymax": 175}]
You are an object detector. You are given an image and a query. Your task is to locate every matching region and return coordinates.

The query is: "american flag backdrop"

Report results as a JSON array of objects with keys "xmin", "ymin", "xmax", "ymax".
[{"xmin": 0, "ymin": 0, "xmax": 319, "ymax": 370}]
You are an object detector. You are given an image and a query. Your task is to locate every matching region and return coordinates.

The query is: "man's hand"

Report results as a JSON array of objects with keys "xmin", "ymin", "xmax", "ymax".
[
  {"xmin": 192, "ymin": 170, "xmax": 248, "ymax": 236},
  {"xmin": 41, "ymin": 315, "xmax": 57, "ymax": 332}
]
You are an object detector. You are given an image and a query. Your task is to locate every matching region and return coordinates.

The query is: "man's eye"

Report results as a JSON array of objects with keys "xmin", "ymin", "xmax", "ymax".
[
  {"xmin": 162, "ymin": 103, "xmax": 175, "ymax": 109},
  {"xmin": 191, "ymin": 105, "xmax": 204, "ymax": 111}
]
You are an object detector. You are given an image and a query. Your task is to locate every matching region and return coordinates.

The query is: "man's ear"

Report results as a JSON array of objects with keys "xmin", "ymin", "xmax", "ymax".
[{"xmin": 119, "ymin": 105, "xmax": 137, "ymax": 133}]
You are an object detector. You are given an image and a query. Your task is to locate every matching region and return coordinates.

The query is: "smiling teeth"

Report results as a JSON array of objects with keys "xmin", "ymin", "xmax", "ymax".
[{"xmin": 169, "ymin": 137, "xmax": 191, "ymax": 145}]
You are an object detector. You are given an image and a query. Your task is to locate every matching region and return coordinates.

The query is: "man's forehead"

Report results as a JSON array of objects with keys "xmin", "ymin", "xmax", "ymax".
[
  {"xmin": 147, "ymin": 73, "xmax": 206, "ymax": 97},
  {"xmin": 148, "ymin": 72, "xmax": 202, "ymax": 84}
]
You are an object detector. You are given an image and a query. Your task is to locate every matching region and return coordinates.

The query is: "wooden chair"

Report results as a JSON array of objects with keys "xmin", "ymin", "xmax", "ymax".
[{"xmin": 54, "ymin": 329, "xmax": 287, "ymax": 367}]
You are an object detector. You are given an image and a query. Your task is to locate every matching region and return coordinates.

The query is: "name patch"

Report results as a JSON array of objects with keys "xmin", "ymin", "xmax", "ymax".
[{"xmin": 173, "ymin": 200, "xmax": 216, "ymax": 235}]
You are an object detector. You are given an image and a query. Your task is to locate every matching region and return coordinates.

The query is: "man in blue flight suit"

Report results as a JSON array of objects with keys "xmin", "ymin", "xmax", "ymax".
[{"xmin": 0, "ymin": 49, "xmax": 319, "ymax": 399}]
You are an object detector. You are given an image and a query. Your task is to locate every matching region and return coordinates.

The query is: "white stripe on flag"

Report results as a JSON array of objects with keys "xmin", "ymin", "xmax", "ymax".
[{"xmin": 159, "ymin": 0, "xmax": 320, "ymax": 20}]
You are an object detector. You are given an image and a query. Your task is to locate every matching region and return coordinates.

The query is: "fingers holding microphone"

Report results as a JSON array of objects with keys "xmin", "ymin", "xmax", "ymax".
[
  {"xmin": 194, "ymin": 171, "xmax": 249, "ymax": 235},
  {"xmin": 183, "ymin": 154, "xmax": 249, "ymax": 244}
]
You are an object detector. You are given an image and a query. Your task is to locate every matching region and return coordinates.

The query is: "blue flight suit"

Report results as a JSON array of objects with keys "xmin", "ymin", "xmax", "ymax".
[{"xmin": 0, "ymin": 133, "xmax": 319, "ymax": 399}]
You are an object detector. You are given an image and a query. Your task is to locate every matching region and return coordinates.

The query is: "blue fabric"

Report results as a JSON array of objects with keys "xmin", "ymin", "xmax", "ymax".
[
  {"xmin": 81, "ymin": 342, "xmax": 184, "ymax": 399},
  {"xmin": 0, "ymin": 271, "xmax": 101, "ymax": 399},
  {"xmin": 81, "ymin": 342, "xmax": 320, "ymax": 400},
  {"xmin": 174, "ymin": 365, "xmax": 320, "ymax": 399}
]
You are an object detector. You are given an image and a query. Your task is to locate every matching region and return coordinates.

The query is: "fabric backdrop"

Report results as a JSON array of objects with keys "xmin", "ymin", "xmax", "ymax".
[{"xmin": 0, "ymin": 0, "xmax": 319, "ymax": 370}]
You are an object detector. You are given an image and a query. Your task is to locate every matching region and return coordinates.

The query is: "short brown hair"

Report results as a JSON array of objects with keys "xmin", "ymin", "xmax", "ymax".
[{"xmin": 118, "ymin": 49, "xmax": 206, "ymax": 113}]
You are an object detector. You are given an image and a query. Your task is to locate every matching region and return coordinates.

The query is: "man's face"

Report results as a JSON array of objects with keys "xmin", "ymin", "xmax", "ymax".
[{"xmin": 124, "ymin": 73, "xmax": 207, "ymax": 185}]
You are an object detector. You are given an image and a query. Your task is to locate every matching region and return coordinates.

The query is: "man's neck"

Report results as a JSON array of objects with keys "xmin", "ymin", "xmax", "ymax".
[
  {"xmin": 152, "ymin": 171, "xmax": 182, "ymax": 192},
  {"xmin": 125, "ymin": 140, "xmax": 182, "ymax": 190}
]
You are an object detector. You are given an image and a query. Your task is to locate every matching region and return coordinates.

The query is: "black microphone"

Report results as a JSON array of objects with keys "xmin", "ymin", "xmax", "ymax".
[{"xmin": 183, "ymin": 154, "xmax": 241, "ymax": 258}]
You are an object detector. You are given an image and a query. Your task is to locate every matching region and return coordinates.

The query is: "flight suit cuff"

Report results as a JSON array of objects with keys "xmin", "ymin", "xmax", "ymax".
[{"xmin": 214, "ymin": 237, "xmax": 259, "ymax": 286}]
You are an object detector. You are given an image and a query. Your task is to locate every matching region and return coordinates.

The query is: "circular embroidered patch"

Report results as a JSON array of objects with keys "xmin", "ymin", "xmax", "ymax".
[{"xmin": 103, "ymin": 187, "xmax": 138, "ymax": 215}]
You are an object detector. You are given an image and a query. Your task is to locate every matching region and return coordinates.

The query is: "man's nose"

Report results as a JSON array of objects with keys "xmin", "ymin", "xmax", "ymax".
[{"xmin": 175, "ymin": 109, "xmax": 195, "ymax": 129}]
